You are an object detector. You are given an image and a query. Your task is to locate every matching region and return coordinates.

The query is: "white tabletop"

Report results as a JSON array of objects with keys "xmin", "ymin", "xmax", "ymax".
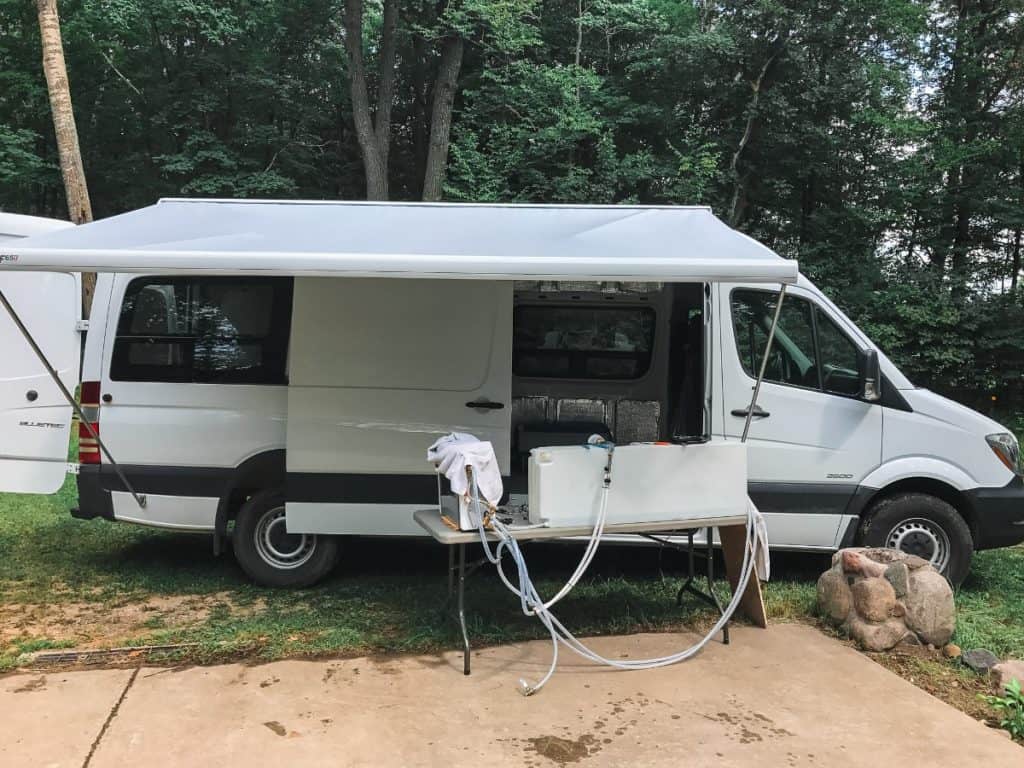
[{"xmin": 413, "ymin": 508, "xmax": 748, "ymax": 545}]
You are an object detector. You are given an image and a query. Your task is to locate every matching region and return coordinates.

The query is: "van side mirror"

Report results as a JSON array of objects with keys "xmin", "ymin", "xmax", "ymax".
[{"xmin": 859, "ymin": 348, "xmax": 881, "ymax": 402}]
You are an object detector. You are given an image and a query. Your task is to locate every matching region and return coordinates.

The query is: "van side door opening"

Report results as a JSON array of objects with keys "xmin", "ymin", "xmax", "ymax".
[{"xmin": 508, "ymin": 282, "xmax": 708, "ymax": 493}]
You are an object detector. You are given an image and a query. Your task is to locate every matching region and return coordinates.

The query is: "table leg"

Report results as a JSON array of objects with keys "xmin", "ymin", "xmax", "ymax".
[
  {"xmin": 675, "ymin": 530, "xmax": 697, "ymax": 606},
  {"xmin": 457, "ymin": 543, "xmax": 471, "ymax": 675},
  {"xmin": 448, "ymin": 544, "xmax": 456, "ymax": 598},
  {"xmin": 671, "ymin": 529, "xmax": 728, "ymax": 643},
  {"xmin": 704, "ymin": 527, "xmax": 729, "ymax": 645}
]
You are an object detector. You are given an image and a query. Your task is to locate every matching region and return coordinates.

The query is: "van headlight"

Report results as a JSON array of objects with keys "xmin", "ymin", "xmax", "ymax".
[{"xmin": 987, "ymin": 433, "xmax": 1023, "ymax": 476}]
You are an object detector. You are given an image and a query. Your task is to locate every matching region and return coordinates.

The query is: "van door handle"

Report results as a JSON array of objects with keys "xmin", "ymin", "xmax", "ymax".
[
  {"xmin": 731, "ymin": 404, "xmax": 770, "ymax": 418},
  {"xmin": 465, "ymin": 399, "xmax": 505, "ymax": 410}
]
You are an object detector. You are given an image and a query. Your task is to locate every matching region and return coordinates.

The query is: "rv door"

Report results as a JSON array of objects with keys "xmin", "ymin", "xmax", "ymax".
[
  {"xmin": 0, "ymin": 272, "xmax": 82, "ymax": 494},
  {"xmin": 286, "ymin": 277, "xmax": 513, "ymax": 535}
]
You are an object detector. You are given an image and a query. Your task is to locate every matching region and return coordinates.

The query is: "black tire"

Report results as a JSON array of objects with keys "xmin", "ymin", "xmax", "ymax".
[
  {"xmin": 859, "ymin": 492, "xmax": 973, "ymax": 587},
  {"xmin": 232, "ymin": 488, "xmax": 339, "ymax": 588}
]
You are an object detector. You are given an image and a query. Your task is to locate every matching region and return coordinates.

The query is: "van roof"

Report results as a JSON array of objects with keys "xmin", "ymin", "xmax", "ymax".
[{"xmin": 0, "ymin": 199, "xmax": 797, "ymax": 283}]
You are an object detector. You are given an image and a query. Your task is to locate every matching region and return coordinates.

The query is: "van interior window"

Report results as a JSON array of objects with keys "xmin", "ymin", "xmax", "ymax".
[
  {"xmin": 513, "ymin": 305, "xmax": 655, "ymax": 380},
  {"xmin": 111, "ymin": 277, "xmax": 292, "ymax": 384}
]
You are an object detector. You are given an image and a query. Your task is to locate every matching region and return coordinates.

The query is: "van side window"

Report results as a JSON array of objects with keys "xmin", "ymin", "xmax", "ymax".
[
  {"xmin": 731, "ymin": 289, "xmax": 862, "ymax": 397},
  {"xmin": 111, "ymin": 277, "xmax": 293, "ymax": 384},
  {"xmin": 513, "ymin": 305, "xmax": 655, "ymax": 379},
  {"xmin": 815, "ymin": 310, "xmax": 861, "ymax": 396},
  {"xmin": 732, "ymin": 291, "xmax": 819, "ymax": 389}
]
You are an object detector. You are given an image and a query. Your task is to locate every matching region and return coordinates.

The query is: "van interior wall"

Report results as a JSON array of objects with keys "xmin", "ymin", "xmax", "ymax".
[{"xmin": 508, "ymin": 282, "xmax": 706, "ymax": 490}]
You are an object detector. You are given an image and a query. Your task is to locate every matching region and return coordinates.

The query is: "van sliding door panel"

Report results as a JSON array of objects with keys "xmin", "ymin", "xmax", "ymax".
[{"xmin": 286, "ymin": 278, "xmax": 513, "ymax": 493}]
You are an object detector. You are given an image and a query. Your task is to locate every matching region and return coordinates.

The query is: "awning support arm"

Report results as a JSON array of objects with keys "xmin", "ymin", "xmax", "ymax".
[
  {"xmin": 741, "ymin": 283, "xmax": 787, "ymax": 444},
  {"xmin": 0, "ymin": 288, "xmax": 147, "ymax": 508}
]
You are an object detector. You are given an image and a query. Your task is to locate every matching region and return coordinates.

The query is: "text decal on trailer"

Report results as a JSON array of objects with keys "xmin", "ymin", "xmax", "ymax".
[
  {"xmin": 19, "ymin": 421, "xmax": 66, "ymax": 429},
  {"xmin": 0, "ymin": 254, "xmax": 19, "ymax": 263}
]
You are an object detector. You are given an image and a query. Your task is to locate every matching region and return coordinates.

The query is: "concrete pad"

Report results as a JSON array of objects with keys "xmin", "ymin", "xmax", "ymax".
[
  {"xmin": 0, "ymin": 668, "xmax": 134, "ymax": 768},
  {"xmin": 74, "ymin": 624, "xmax": 1016, "ymax": 767}
]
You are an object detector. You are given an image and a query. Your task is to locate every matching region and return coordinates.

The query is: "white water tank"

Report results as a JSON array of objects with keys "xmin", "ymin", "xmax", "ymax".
[{"xmin": 527, "ymin": 442, "xmax": 747, "ymax": 527}]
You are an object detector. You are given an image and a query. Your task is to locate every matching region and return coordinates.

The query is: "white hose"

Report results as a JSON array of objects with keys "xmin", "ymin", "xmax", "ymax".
[{"xmin": 468, "ymin": 450, "xmax": 764, "ymax": 695}]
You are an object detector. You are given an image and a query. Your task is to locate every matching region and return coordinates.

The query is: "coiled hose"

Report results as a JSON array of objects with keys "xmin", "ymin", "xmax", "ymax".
[{"xmin": 469, "ymin": 445, "xmax": 763, "ymax": 695}]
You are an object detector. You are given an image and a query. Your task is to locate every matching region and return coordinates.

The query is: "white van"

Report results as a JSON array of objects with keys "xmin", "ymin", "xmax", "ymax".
[{"xmin": 1, "ymin": 202, "xmax": 1021, "ymax": 588}]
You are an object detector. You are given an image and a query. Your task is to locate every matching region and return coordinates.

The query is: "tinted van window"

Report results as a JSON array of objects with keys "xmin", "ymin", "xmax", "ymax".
[
  {"xmin": 514, "ymin": 305, "xmax": 655, "ymax": 379},
  {"xmin": 111, "ymin": 277, "xmax": 292, "ymax": 384},
  {"xmin": 731, "ymin": 289, "xmax": 863, "ymax": 397}
]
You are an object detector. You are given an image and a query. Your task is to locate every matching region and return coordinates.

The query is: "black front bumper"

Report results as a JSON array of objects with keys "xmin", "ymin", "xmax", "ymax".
[{"xmin": 966, "ymin": 476, "xmax": 1024, "ymax": 550}]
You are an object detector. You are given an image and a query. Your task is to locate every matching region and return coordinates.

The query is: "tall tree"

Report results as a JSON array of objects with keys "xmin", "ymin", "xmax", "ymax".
[
  {"xmin": 421, "ymin": 31, "xmax": 463, "ymax": 201},
  {"xmin": 35, "ymin": 0, "xmax": 94, "ymax": 311},
  {"xmin": 343, "ymin": 0, "xmax": 398, "ymax": 200}
]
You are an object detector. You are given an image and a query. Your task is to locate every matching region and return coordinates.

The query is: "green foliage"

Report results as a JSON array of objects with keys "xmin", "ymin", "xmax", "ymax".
[
  {"xmin": 980, "ymin": 678, "xmax": 1024, "ymax": 741},
  {"xmin": 0, "ymin": 0, "xmax": 1022, "ymax": 406}
]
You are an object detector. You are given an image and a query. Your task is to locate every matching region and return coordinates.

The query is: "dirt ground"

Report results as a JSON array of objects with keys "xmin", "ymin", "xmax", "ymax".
[{"xmin": 0, "ymin": 591, "xmax": 265, "ymax": 651}]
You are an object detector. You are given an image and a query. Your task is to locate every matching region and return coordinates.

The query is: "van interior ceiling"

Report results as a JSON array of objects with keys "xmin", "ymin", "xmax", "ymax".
[{"xmin": 508, "ymin": 281, "xmax": 707, "ymax": 493}]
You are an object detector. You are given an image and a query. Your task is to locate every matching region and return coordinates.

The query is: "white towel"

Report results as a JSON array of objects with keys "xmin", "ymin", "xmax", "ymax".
[{"xmin": 427, "ymin": 432, "xmax": 504, "ymax": 509}]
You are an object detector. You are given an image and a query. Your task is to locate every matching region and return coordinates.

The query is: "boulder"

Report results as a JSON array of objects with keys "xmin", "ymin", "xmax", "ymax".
[
  {"xmin": 884, "ymin": 562, "xmax": 909, "ymax": 597},
  {"xmin": 816, "ymin": 547, "xmax": 955, "ymax": 652},
  {"xmin": 816, "ymin": 569, "xmax": 852, "ymax": 623},
  {"xmin": 848, "ymin": 616, "xmax": 910, "ymax": 652},
  {"xmin": 991, "ymin": 660, "xmax": 1024, "ymax": 691},
  {"xmin": 851, "ymin": 578, "xmax": 896, "ymax": 623},
  {"xmin": 962, "ymin": 648, "xmax": 999, "ymax": 674},
  {"xmin": 903, "ymin": 569, "xmax": 955, "ymax": 646}
]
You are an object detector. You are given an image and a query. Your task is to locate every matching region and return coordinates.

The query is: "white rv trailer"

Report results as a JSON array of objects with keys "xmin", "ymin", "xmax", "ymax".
[{"xmin": 0, "ymin": 200, "xmax": 1020, "ymax": 588}]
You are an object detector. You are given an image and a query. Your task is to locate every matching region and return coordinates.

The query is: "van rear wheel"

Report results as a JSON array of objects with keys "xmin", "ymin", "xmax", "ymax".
[
  {"xmin": 859, "ymin": 492, "xmax": 973, "ymax": 587},
  {"xmin": 233, "ymin": 489, "xmax": 339, "ymax": 588}
]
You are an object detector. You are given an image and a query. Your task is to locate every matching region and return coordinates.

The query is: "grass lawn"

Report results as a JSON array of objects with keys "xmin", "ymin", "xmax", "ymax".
[
  {"xmin": 1, "ymin": 474, "xmax": 1022, "ymax": 671},
  {"xmin": 0, "ymin": 472, "xmax": 829, "ymax": 669}
]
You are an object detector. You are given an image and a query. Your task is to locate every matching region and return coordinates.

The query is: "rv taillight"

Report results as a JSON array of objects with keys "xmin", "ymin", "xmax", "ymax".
[{"xmin": 78, "ymin": 381, "xmax": 101, "ymax": 465}]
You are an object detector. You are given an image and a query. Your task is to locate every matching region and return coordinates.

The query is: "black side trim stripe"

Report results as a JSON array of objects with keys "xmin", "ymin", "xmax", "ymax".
[
  {"xmin": 86, "ymin": 463, "xmax": 233, "ymax": 497},
  {"xmin": 748, "ymin": 482, "xmax": 859, "ymax": 516},
  {"xmin": 287, "ymin": 472, "xmax": 442, "ymax": 505}
]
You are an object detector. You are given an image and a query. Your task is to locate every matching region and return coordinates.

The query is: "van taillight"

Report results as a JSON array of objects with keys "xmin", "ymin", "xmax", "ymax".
[{"xmin": 78, "ymin": 381, "xmax": 101, "ymax": 465}]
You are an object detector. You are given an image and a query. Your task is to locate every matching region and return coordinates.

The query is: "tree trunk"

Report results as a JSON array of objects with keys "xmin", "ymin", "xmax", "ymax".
[
  {"xmin": 727, "ymin": 34, "xmax": 788, "ymax": 228},
  {"xmin": 411, "ymin": 34, "xmax": 430, "ymax": 197},
  {"xmin": 1011, "ymin": 227, "xmax": 1021, "ymax": 293},
  {"xmin": 343, "ymin": 0, "xmax": 397, "ymax": 200},
  {"xmin": 422, "ymin": 36, "xmax": 464, "ymax": 202},
  {"xmin": 36, "ymin": 0, "xmax": 95, "ymax": 315}
]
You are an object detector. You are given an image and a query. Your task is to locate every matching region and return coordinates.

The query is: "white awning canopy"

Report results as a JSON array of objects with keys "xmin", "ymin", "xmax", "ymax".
[
  {"xmin": 0, "ymin": 199, "xmax": 798, "ymax": 283},
  {"xmin": 0, "ymin": 211, "xmax": 73, "ymax": 243}
]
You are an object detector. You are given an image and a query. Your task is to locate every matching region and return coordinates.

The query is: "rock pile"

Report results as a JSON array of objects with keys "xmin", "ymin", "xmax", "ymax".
[{"xmin": 817, "ymin": 547, "xmax": 955, "ymax": 652}]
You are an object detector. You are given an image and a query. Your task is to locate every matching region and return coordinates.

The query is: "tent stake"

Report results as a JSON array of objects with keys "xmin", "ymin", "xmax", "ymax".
[
  {"xmin": 741, "ymin": 283, "xmax": 787, "ymax": 444},
  {"xmin": 0, "ymin": 288, "xmax": 146, "ymax": 508}
]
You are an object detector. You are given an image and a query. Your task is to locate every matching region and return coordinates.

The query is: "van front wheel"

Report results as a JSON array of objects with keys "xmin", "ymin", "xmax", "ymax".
[
  {"xmin": 859, "ymin": 492, "xmax": 973, "ymax": 587},
  {"xmin": 233, "ymin": 489, "xmax": 339, "ymax": 588}
]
